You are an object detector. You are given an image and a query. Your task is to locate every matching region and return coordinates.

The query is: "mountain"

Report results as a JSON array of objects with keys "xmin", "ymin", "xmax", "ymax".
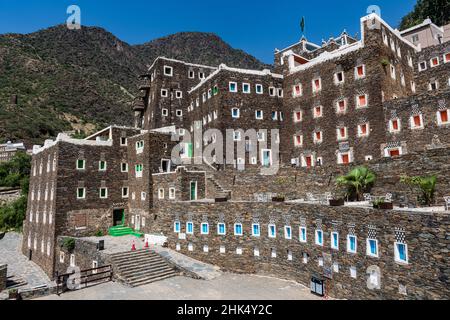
[
  {"xmin": 0, "ymin": 26, "xmax": 270, "ymax": 145},
  {"xmin": 399, "ymin": 0, "xmax": 450, "ymax": 30}
]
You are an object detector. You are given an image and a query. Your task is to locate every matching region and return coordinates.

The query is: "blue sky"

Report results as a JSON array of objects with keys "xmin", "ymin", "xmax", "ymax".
[{"xmin": 0, "ymin": 0, "xmax": 417, "ymax": 63}]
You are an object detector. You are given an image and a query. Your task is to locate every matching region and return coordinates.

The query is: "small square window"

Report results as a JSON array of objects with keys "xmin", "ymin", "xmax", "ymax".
[
  {"xmin": 315, "ymin": 230, "xmax": 323, "ymax": 246},
  {"xmin": 161, "ymin": 89, "xmax": 168, "ymax": 97},
  {"xmin": 294, "ymin": 135, "xmax": 303, "ymax": 147},
  {"xmin": 313, "ymin": 106, "xmax": 323, "ymax": 118},
  {"xmin": 430, "ymin": 57, "xmax": 440, "ymax": 67},
  {"xmin": 76, "ymin": 159, "xmax": 85, "ymax": 170},
  {"xmin": 188, "ymin": 70, "xmax": 195, "ymax": 78},
  {"xmin": 394, "ymin": 242, "xmax": 408, "ymax": 264},
  {"xmin": 217, "ymin": 223, "xmax": 226, "ymax": 235},
  {"xmin": 242, "ymin": 83, "xmax": 251, "ymax": 94},
  {"xmin": 268, "ymin": 224, "xmax": 276, "ymax": 238},
  {"xmin": 176, "ymin": 110, "xmax": 183, "ymax": 117},
  {"xmin": 293, "ymin": 84, "xmax": 302, "ymax": 97},
  {"xmin": 169, "ymin": 188, "xmax": 176, "ymax": 199},
  {"xmin": 164, "ymin": 66, "xmax": 173, "ymax": 76},
  {"xmin": 314, "ymin": 131, "xmax": 323, "ymax": 144},
  {"xmin": 255, "ymin": 84, "xmax": 263, "ymax": 94},
  {"xmin": 336, "ymin": 99, "xmax": 347, "ymax": 113},
  {"xmin": 186, "ymin": 222, "xmax": 194, "ymax": 234},
  {"xmin": 201, "ymin": 223, "xmax": 209, "ymax": 235},
  {"xmin": 175, "ymin": 91, "xmax": 183, "ymax": 99},
  {"xmin": 444, "ymin": 53, "xmax": 450, "ymax": 63},
  {"xmin": 99, "ymin": 161, "xmax": 107, "ymax": 171},
  {"xmin": 411, "ymin": 114, "xmax": 423, "ymax": 129},
  {"xmin": 77, "ymin": 188, "xmax": 86, "ymax": 199},
  {"xmin": 337, "ymin": 127, "xmax": 347, "ymax": 141},
  {"xmin": 254, "ymin": 247, "xmax": 260, "ymax": 257},
  {"xmin": 294, "ymin": 111, "xmax": 302, "ymax": 123},
  {"xmin": 219, "ymin": 245, "xmax": 226, "ymax": 254},
  {"xmin": 99, "ymin": 188, "xmax": 108, "ymax": 199},
  {"xmin": 158, "ymin": 188, "xmax": 164, "ymax": 199},
  {"xmin": 284, "ymin": 226, "xmax": 292, "ymax": 239},
  {"xmin": 122, "ymin": 187, "xmax": 129, "ymax": 198},
  {"xmin": 312, "ymin": 78, "xmax": 322, "ymax": 93},
  {"xmin": 236, "ymin": 247, "xmax": 243, "ymax": 255},
  {"xmin": 356, "ymin": 94, "xmax": 368, "ymax": 108},
  {"xmin": 331, "ymin": 232, "xmax": 339, "ymax": 250},
  {"xmin": 367, "ymin": 239, "xmax": 379, "ymax": 257},
  {"xmin": 437, "ymin": 109, "xmax": 449, "ymax": 125},
  {"xmin": 350, "ymin": 266, "xmax": 357, "ymax": 279},
  {"xmin": 229, "ymin": 82, "xmax": 237, "ymax": 92},
  {"xmin": 389, "ymin": 118, "xmax": 401, "ymax": 133},
  {"xmin": 334, "ymin": 72, "xmax": 345, "ymax": 84},
  {"xmin": 252, "ymin": 224, "xmax": 260, "ymax": 237},
  {"xmin": 347, "ymin": 235, "xmax": 357, "ymax": 253},
  {"xmin": 269, "ymin": 87, "xmax": 276, "ymax": 96},
  {"xmin": 255, "ymin": 110, "xmax": 263, "ymax": 120},
  {"xmin": 299, "ymin": 227, "xmax": 307, "ymax": 243},
  {"xmin": 418, "ymin": 61, "xmax": 427, "ymax": 71},
  {"xmin": 271, "ymin": 248, "xmax": 277, "ymax": 258},
  {"xmin": 231, "ymin": 108, "xmax": 240, "ymax": 118},
  {"xmin": 162, "ymin": 109, "xmax": 168, "ymax": 117},
  {"xmin": 355, "ymin": 65, "xmax": 366, "ymax": 79},
  {"xmin": 174, "ymin": 221, "xmax": 181, "ymax": 233},
  {"xmin": 120, "ymin": 137, "xmax": 127, "ymax": 146},
  {"xmin": 358, "ymin": 123, "xmax": 369, "ymax": 137}
]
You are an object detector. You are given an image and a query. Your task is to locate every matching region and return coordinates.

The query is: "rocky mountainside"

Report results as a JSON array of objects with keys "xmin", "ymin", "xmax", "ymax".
[{"xmin": 0, "ymin": 25, "xmax": 269, "ymax": 145}]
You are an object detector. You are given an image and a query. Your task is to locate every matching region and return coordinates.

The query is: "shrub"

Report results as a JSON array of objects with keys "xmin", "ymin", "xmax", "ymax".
[
  {"xmin": 62, "ymin": 238, "xmax": 76, "ymax": 252},
  {"xmin": 400, "ymin": 175, "xmax": 437, "ymax": 206},
  {"xmin": 336, "ymin": 167, "xmax": 376, "ymax": 201}
]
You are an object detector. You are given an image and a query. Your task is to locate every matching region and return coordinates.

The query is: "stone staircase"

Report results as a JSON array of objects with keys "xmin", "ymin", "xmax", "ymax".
[
  {"xmin": 111, "ymin": 249, "xmax": 178, "ymax": 287},
  {"xmin": 207, "ymin": 176, "xmax": 231, "ymax": 199}
]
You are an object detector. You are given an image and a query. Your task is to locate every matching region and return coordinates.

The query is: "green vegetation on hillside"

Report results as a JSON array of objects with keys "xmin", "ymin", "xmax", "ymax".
[
  {"xmin": 0, "ymin": 152, "xmax": 31, "ymax": 232},
  {"xmin": 400, "ymin": 0, "xmax": 450, "ymax": 30}
]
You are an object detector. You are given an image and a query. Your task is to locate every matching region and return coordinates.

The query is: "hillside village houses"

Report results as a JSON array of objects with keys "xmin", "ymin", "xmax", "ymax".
[{"xmin": 21, "ymin": 13, "xmax": 450, "ymax": 299}]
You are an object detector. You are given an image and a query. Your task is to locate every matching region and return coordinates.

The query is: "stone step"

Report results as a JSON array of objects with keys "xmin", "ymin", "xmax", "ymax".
[
  {"xmin": 122, "ymin": 265, "xmax": 174, "ymax": 279},
  {"xmin": 111, "ymin": 249, "xmax": 156, "ymax": 260},
  {"xmin": 116, "ymin": 259, "xmax": 168, "ymax": 273},
  {"xmin": 112, "ymin": 252, "xmax": 158, "ymax": 263},
  {"xmin": 128, "ymin": 271, "xmax": 178, "ymax": 287}
]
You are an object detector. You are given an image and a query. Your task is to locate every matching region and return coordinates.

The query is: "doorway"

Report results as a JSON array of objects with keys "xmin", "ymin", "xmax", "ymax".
[
  {"xmin": 113, "ymin": 209, "xmax": 125, "ymax": 226},
  {"xmin": 161, "ymin": 159, "xmax": 171, "ymax": 173},
  {"xmin": 261, "ymin": 149, "xmax": 272, "ymax": 167},
  {"xmin": 135, "ymin": 215, "xmax": 141, "ymax": 231}
]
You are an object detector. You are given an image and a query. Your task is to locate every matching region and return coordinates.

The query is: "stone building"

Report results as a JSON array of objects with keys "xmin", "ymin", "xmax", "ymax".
[
  {"xmin": 0, "ymin": 141, "xmax": 26, "ymax": 163},
  {"xmin": 21, "ymin": 13, "xmax": 450, "ymax": 300}
]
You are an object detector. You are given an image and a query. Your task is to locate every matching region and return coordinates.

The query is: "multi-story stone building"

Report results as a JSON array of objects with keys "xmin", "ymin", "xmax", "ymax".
[
  {"xmin": 21, "ymin": 13, "xmax": 450, "ymax": 300},
  {"xmin": 0, "ymin": 141, "xmax": 26, "ymax": 162}
]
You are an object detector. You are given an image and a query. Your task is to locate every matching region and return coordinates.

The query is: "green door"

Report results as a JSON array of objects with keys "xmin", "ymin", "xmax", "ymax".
[
  {"xmin": 187, "ymin": 143, "xmax": 193, "ymax": 158},
  {"xmin": 190, "ymin": 181, "xmax": 197, "ymax": 200}
]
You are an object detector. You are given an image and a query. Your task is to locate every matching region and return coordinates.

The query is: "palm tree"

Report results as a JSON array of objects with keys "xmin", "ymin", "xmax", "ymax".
[{"xmin": 336, "ymin": 167, "xmax": 376, "ymax": 201}]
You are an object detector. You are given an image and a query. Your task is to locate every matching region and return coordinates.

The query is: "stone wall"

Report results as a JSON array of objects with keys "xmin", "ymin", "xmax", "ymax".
[
  {"xmin": 209, "ymin": 147, "xmax": 450, "ymax": 206},
  {"xmin": 0, "ymin": 265, "xmax": 7, "ymax": 292},
  {"xmin": 0, "ymin": 189, "xmax": 21, "ymax": 206},
  {"xmin": 148, "ymin": 201, "xmax": 449, "ymax": 300}
]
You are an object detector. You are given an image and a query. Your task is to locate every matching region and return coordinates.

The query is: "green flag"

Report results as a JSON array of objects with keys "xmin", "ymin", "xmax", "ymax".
[{"xmin": 300, "ymin": 17, "xmax": 305, "ymax": 33}]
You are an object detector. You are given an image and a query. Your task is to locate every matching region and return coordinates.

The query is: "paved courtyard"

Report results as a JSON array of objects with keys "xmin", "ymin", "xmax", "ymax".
[
  {"xmin": 0, "ymin": 232, "xmax": 53, "ymax": 296},
  {"xmin": 38, "ymin": 273, "xmax": 322, "ymax": 300}
]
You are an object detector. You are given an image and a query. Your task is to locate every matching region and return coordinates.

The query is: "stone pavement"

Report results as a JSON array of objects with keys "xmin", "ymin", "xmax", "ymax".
[
  {"xmin": 0, "ymin": 232, "xmax": 54, "ymax": 298},
  {"xmin": 38, "ymin": 273, "xmax": 322, "ymax": 300}
]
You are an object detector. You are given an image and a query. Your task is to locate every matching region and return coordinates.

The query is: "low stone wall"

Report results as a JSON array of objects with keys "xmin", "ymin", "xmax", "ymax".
[
  {"xmin": 0, "ymin": 265, "xmax": 7, "ymax": 292},
  {"xmin": 0, "ymin": 189, "xmax": 21, "ymax": 206},
  {"xmin": 149, "ymin": 201, "xmax": 450, "ymax": 300}
]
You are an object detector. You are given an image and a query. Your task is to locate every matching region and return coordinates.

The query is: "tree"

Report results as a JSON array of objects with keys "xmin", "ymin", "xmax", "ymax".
[
  {"xmin": 399, "ymin": 0, "xmax": 450, "ymax": 30},
  {"xmin": 336, "ymin": 167, "xmax": 376, "ymax": 201},
  {"xmin": 400, "ymin": 175, "xmax": 437, "ymax": 206}
]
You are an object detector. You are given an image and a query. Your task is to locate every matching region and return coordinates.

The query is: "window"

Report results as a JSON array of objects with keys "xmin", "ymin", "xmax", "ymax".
[
  {"xmin": 135, "ymin": 164, "xmax": 143, "ymax": 178},
  {"xmin": 367, "ymin": 239, "xmax": 379, "ymax": 257},
  {"xmin": 277, "ymin": 88, "xmax": 283, "ymax": 97},
  {"xmin": 121, "ymin": 162, "xmax": 128, "ymax": 172},
  {"xmin": 76, "ymin": 159, "xmax": 85, "ymax": 170},
  {"xmin": 59, "ymin": 251, "xmax": 65, "ymax": 263},
  {"xmin": 186, "ymin": 222, "xmax": 194, "ymax": 234},
  {"xmin": 437, "ymin": 109, "xmax": 449, "ymax": 125},
  {"xmin": 235, "ymin": 247, "xmax": 243, "ymax": 255},
  {"xmin": 161, "ymin": 108, "xmax": 168, "ymax": 117},
  {"xmin": 255, "ymin": 84, "xmax": 263, "ymax": 94},
  {"xmin": 287, "ymin": 250, "xmax": 293, "ymax": 261},
  {"xmin": 337, "ymin": 127, "xmax": 348, "ymax": 141},
  {"xmin": 444, "ymin": 52, "xmax": 450, "ymax": 63},
  {"xmin": 302, "ymin": 252, "xmax": 309, "ymax": 264},
  {"xmin": 410, "ymin": 114, "xmax": 424, "ymax": 129},
  {"xmin": 188, "ymin": 70, "xmax": 195, "ymax": 78},
  {"xmin": 302, "ymin": 155, "xmax": 314, "ymax": 168},
  {"xmin": 175, "ymin": 110, "xmax": 183, "ymax": 118},
  {"xmin": 70, "ymin": 254, "xmax": 75, "ymax": 267},
  {"xmin": 355, "ymin": 65, "xmax": 366, "ymax": 79},
  {"xmin": 387, "ymin": 147, "xmax": 402, "ymax": 158},
  {"xmin": 163, "ymin": 66, "xmax": 173, "ymax": 76},
  {"xmin": 217, "ymin": 223, "xmax": 226, "ymax": 235},
  {"xmin": 271, "ymin": 248, "xmax": 277, "ymax": 258},
  {"xmin": 271, "ymin": 111, "xmax": 278, "ymax": 120},
  {"xmin": 174, "ymin": 221, "xmax": 181, "ymax": 233},
  {"xmin": 394, "ymin": 242, "xmax": 408, "ymax": 264},
  {"xmin": 358, "ymin": 123, "xmax": 370, "ymax": 137},
  {"xmin": 141, "ymin": 192, "xmax": 146, "ymax": 201},
  {"xmin": 199, "ymin": 72, "xmax": 205, "ymax": 79},
  {"xmin": 257, "ymin": 131, "xmax": 265, "ymax": 142},
  {"xmin": 122, "ymin": 187, "xmax": 129, "ymax": 198},
  {"xmin": 334, "ymin": 71, "xmax": 345, "ymax": 84},
  {"xmin": 169, "ymin": 188, "xmax": 176, "ymax": 199},
  {"xmin": 201, "ymin": 223, "xmax": 209, "ymax": 235},
  {"xmin": 418, "ymin": 61, "xmax": 427, "ymax": 71},
  {"xmin": 268, "ymin": 224, "xmax": 276, "ymax": 238},
  {"xmin": 284, "ymin": 226, "xmax": 292, "ymax": 239},
  {"xmin": 234, "ymin": 223, "xmax": 243, "ymax": 236},
  {"xmin": 242, "ymin": 83, "xmax": 251, "ymax": 94},
  {"xmin": 390, "ymin": 64, "xmax": 396, "ymax": 80},
  {"xmin": 254, "ymin": 247, "xmax": 260, "ymax": 257},
  {"xmin": 318, "ymin": 257, "xmax": 324, "ymax": 267},
  {"xmin": 411, "ymin": 81, "xmax": 416, "ymax": 93},
  {"xmin": 315, "ymin": 230, "xmax": 323, "ymax": 246},
  {"xmin": 430, "ymin": 57, "xmax": 440, "ymax": 68},
  {"xmin": 389, "ymin": 119, "xmax": 401, "ymax": 133},
  {"xmin": 92, "ymin": 261, "xmax": 98, "ymax": 274},
  {"xmin": 161, "ymin": 89, "xmax": 168, "ymax": 97},
  {"xmin": 188, "ymin": 243, "xmax": 194, "ymax": 251},
  {"xmin": 331, "ymin": 232, "xmax": 339, "ymax": 250},
  {"xmin": 99, "ymin": 161, "xmax": 106, "ymax": 171},
  {"xmin": 77, "ymin": 188, "xmax": 86, "ymax": 199},
  {"xmin": 252, "ymin": 223, "xmax": 260, "ymax": 237},
  {"xmin": 294, "ymin": 135, "xmax": 303, "ymax": 147},
  {"xmin": 175, "ymin": 91, "xmax": 183, "ymax": 99},
  {"xmin": 347, "ymin": 235, "xmax": 357, "ymax": 253},
  {"xmin": 294, "ymin": 111, "xmax": 302, "ymax": 123},
  {"xmin": 231, "ymin": 108, "xmax": 240, "ymax": 118},
  {"xmin": 99, "ymin": 187, "xmax": 108, "ymax": 199},
  {"xmin": 350, "ymin": 266, "xmax": 357, "ymax": 279},
  {"xmin": 338, "ymin": 151, "xmax": 352, "ymax": 165},
  {"xmin": 299, "ymin": 227, "xmax": 306, "ymax": 243},
  {"xmin": 313, "ymin": 105, "xmax": 323, "ymax": 118},
  {"xmin": 429, "ymin": 81, "xmax": 439, "ymax": 91},
  {"xmin": 158, "ymin": 188, "xmax": 164, "ymax": 199},
  {"xmin": 356, "ymin": 94, "xmax": 368, "ymax": 108},
  {"xmin": 233, "ymin": 131, "xmax": 241, "ymax": 141},
  {"xmin": 313, "ymin": 131, "xmax": 323, "ymax": 144},
  {"xmin": 269, "ymin": 87, "xmax": 276, "ymax": 96},
  {"xmin": 136, "ymin": 140, "xmax": 144, "ymax": 152},
  {"xmin": 312, "ymin": 78, "xmax": 322, "ymax": 93},
  {"xmin": 336, "ymin": 99, "xmax": 347, "ymax": 113},
  {"xmin": 219, "ymin": 245, "xmax": 226, "ymax": 254},
  {"xmin": 292, "ymin": 84, "xmax": 302, "ymax": 97},
  {"xmin": 255, "ymin": 110, "xmax": 263, "ymax": 120}
]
